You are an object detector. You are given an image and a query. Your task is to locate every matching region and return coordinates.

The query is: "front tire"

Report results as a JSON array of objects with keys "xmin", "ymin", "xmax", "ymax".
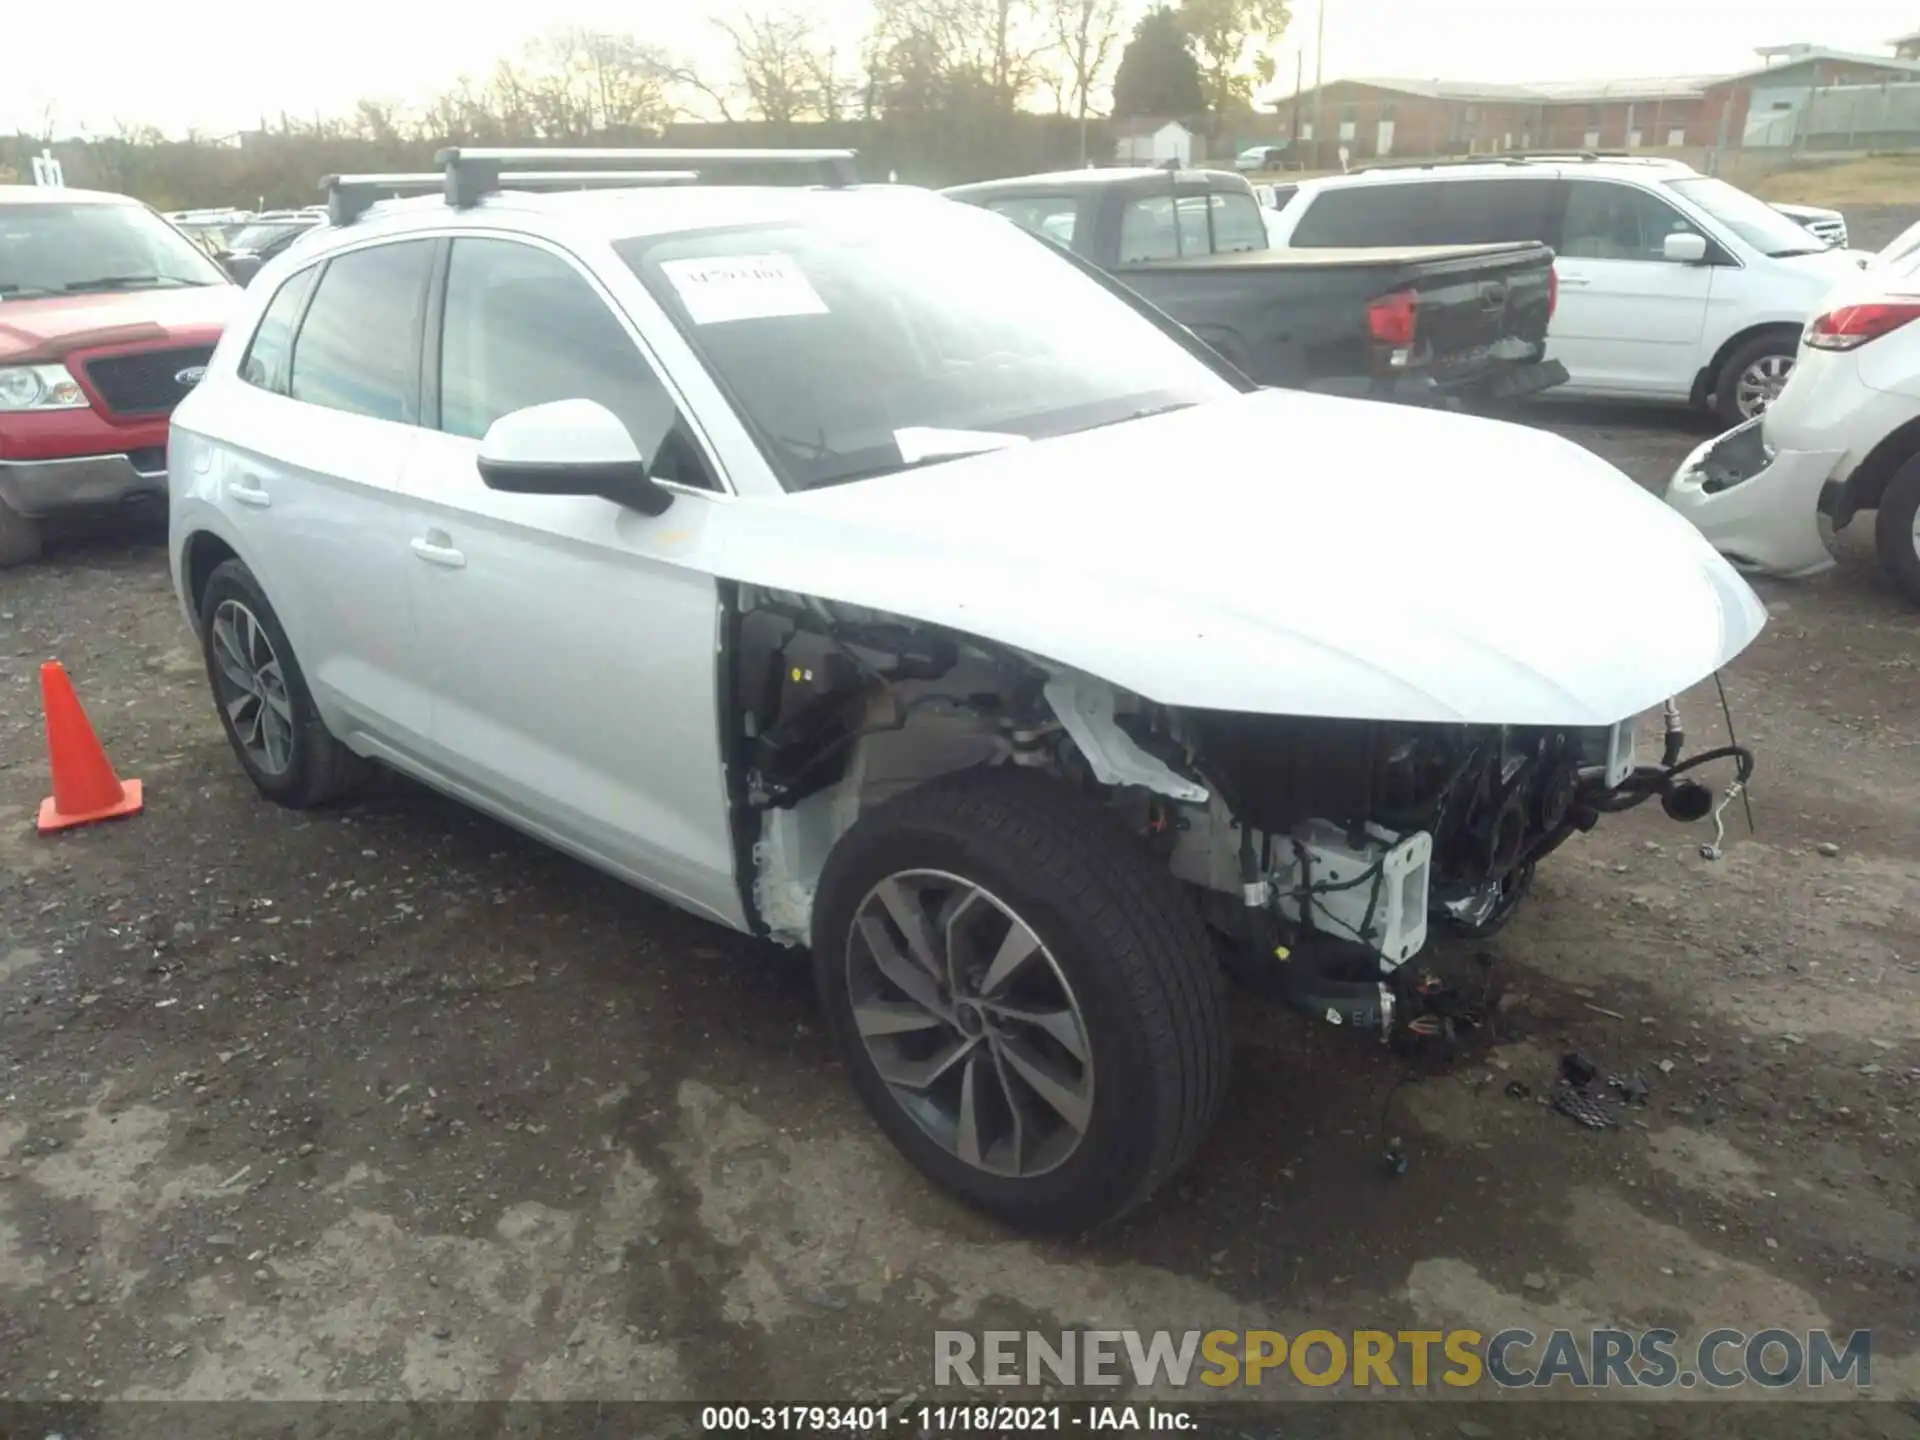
[
  {"xmin": 1714, "ymin": 332, "xmax": 1798, "ymax": 425},
  {"xmin": 1874, "ymin": 453, "xmax": 1920, "ymax": 607},
  {"xmin": 198, "ymin": 558, "xmax": 373, "ymax": 808},
  {"xmin": 811, "ymin": 768, "xmax": 1230, "ymax": 1234}
]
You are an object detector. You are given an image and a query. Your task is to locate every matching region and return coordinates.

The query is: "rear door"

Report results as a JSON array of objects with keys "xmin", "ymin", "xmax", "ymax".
[
  {"xmin": 209, "ymin": 238, "xmax": 435, "ymax": 751},
  {"xmin": 1549, "ymin": 178, "xmax": 1714, "ymax": 397}
]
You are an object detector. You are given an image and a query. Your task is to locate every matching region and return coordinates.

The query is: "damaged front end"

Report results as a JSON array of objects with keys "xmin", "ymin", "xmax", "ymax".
[
  {"xmin": 1165, "ymin": 698, "xmax": 1756, "ymax": 1044},
  {"xmin": 726, "ymin": 585, "xmax": 1756, "ymax": 1049}
]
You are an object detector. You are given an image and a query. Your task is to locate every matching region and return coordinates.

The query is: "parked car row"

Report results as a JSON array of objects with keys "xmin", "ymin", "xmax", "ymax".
[{"xmin": 155, "ymin": 146, "xmax": 1766, "ymax": 1236}]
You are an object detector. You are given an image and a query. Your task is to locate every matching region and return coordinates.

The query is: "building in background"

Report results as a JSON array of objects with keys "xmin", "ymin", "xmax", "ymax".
[
  {"xmin": 1112, "ymin": 119, "xmax": 1195, "ymax": 167},
  {"xmin": 1265, "ymin": 43, "xmax": 1920, "ymax": 163}
]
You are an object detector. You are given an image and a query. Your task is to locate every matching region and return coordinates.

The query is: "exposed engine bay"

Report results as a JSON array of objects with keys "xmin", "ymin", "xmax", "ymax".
[{"xmin": 727, "ymin": 584, "xmax": 1755, "ymax": 1040}]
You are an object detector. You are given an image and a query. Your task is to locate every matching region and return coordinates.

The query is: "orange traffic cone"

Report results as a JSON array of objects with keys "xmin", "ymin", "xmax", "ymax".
[{"xmin": 37, "ymin": 660, "xmax": 143, "ymax": 834}]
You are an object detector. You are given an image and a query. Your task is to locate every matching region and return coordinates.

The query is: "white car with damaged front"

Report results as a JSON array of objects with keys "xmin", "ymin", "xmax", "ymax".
[
  {"xmin": 1666, "ymin": 249, "xmax": 1920, "ymax": 605},
  {"xmin": 168, "ymin": 149, "xmax": 1766, "ymax": 1235}
]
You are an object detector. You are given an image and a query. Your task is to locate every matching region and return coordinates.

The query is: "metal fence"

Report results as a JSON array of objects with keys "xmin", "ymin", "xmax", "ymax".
[{"xmin": 1748, "ymin": 81, "xmax": 1920, "ymax": 150}]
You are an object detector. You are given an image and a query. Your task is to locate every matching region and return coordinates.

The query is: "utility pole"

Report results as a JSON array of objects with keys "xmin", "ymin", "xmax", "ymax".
[
  {"xmin": 1311, "ymin": 0, "xmax": 1327, "ymax": 168},
  {"xmin": 1292, "ymin": 51, "xmax": 1304, "ymax": 146}
]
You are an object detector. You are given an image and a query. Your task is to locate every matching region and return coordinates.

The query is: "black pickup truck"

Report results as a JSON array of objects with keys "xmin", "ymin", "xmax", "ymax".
[{"xmin": 942, "ymin": 167, "xmax": 1567, "ymax": 409}]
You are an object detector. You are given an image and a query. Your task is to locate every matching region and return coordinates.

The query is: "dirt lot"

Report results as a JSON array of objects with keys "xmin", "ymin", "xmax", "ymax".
[{"xmin": 2, "ymin": 391, "xmax": 1918, "ymax": 1430}]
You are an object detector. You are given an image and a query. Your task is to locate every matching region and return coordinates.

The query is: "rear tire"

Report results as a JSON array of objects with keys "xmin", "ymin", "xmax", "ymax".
[
  {"xmin": 0, "ymin": 499, "xmax": 42, "ymax": 568},
  {"xmin": 1874, "ymin": 453, "xmax": 1920, "ymax": 607},
  {"xmin": 1713, "ymin": 332, "xmax": 1799, "ymax": 426},
  {"xmin": 811, "ymin": 768, "xmax": 1230, "ymax": 1234},
  {"xmin": 198, "ymin": 558, "xmax": 374, "ymax": 808}
]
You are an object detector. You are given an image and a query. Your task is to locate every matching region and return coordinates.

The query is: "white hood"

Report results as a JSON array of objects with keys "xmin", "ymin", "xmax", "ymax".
[{"xmin": 716, "ymin": 390, "xmax": 1766, "ymax": 727}]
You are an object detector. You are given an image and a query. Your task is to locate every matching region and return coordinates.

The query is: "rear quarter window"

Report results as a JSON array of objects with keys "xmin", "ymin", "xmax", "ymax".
[
  {"xmin": 1288, "ymin": 183, "xmax": 1430, "ymax": 246},
  {"xmin": 239, "ymin": 266, "xmax": 319, "ymax": 395},
  {"xmin": 1287, "ymin": 177, "xmax": 1562, "ymax": 248}
]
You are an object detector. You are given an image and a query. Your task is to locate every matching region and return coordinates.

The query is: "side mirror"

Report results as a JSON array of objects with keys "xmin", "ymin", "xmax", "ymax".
[
  {"xmin": 476, "ymin": 399, "xmax": 673, "ymax": 517},
  {"xmin": 1664, "ymin": 232, "xmax": 1709, "ymax": 265},
  {"xmin": 223, "ymin": 252, "xmax": 263, "ymax": 285}
]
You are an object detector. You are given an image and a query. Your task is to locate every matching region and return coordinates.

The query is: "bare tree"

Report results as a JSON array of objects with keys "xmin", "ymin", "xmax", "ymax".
[
  {"xmin": 715, "ymin": 10, "xmax": 821, "ymax": 125},
  {"xmin": 1047, "ymin": 0, "xmax": 1124, "ymax": 160},
  {"xmin": 803, "ymin": 43, "xmax": 860, "ymax": 121},
  {"xmin": 865, "ymin": 0, "xmax": 1045, "ymax": 114}
]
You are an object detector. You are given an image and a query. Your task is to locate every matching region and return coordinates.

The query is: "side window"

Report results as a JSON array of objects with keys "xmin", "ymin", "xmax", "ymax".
[
  {"xmin": 239, "ymin": 265, "xmax": 318, "ymax": 395},
  {"xmin": 1174, "ymin": 196, "xmax": 1211, "ymax": 254},
  {"xmin": 1559, "ymin": 181, "xmax": 1703, "ymax": 262},
  {"xmin": 1119, "ymin": 195, "xmax": 1180, "ymax": 261},
  {"xmin": 289, "ymin": 240, "xmax": 434, "ymax": 423},
  {"xmin": 1429, "ymin": 179, "xmax": 1561, "ymax": 245},
  {"xmin": 1209, "ymin": 193, "xmax": 1268, "ymax": 253},
  {"xmin": 437, "ymin": 237, "xmax": 712, "ymax": 489},
  {"xmin": 1287, "ymin": 184, "xmax": 1427, "ymax": 246},
  {"xmin": 985, "ymin": 196, "xmax": 1081, "ymax": 250}
]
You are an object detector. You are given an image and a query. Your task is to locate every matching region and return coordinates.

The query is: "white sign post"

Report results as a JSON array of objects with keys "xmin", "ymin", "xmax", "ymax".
[{"xmin": 30, "ymin": 149, "xmax": 64, "ymax": 188}]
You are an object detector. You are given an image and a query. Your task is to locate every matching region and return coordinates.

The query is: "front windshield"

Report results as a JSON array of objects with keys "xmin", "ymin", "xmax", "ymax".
[
  {"xmin": 1664, "ymin": 177, "xmax": 1829, "ymax": 257},
  {"xmin": 0, "ymin": 201, "xmax": 228, "ymax": 297},
  {"xmin": 615, "ymin": 202, "xmax": 1240, "ymax": 491}
]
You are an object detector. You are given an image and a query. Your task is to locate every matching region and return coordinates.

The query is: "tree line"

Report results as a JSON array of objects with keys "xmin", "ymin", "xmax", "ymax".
[{"xmin": 1, "ymin": 0, "xmax": 1290, "ymax": 207}]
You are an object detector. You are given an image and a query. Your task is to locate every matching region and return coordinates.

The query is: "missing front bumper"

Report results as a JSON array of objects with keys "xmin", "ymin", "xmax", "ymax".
[{"xmin": 1666, "ymin": 418, "xmax": 1843, "ymax": 578}]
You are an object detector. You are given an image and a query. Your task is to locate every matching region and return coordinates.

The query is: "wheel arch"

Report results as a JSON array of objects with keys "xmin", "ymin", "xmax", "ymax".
[
  {"xmin": 1839, "ymin": 414, "xmax": 1920, "ymax": 518},
  {"xmin": 180, "ymin": 528, "xmax": 243, "ymax": 637},
  {"xmin": 1690, "ymin": 321, "xmax": 1805, "ymax": 409}
]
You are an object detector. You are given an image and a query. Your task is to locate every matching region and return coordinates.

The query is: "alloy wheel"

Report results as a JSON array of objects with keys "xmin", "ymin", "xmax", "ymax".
[
  {"xmin": 209, "ymin": 598, "xmax": 296, "ymax": 775},
  {"xmin": 845, "ymin": 870, "xmax": 1094, "ymax": 1179},
  {"xmin": 1735, "ymin": 354, "xmax": 1794, "ymax": 419}
]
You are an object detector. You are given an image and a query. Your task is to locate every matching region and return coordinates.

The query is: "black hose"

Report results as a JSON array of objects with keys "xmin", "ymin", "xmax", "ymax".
[{"xmin": 1590, "ymin": 744, "xmax": 1755, "ymax": 813}]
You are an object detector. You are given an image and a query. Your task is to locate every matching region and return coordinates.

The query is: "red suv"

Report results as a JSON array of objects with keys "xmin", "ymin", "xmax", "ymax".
[{"xmin": 1, "ymin": 185, "xmax": 242, "ymax": 565}]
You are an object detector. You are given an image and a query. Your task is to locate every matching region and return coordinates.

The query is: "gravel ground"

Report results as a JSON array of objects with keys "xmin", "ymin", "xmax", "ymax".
[{"xmin": 1, "ymin": 394, "xmax": 1917, "ymax": 1428}]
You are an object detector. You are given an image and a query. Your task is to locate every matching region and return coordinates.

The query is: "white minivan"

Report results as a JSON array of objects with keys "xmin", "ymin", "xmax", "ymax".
[{"xmin": 1263, "ymin": 156, "xmax": 1869, "ymax": 424}]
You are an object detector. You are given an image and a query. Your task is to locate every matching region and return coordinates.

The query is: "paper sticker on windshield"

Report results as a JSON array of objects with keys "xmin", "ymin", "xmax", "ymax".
[{"xmin": 659, "ymin": 254, "xmax": 828, "ymax": 325}]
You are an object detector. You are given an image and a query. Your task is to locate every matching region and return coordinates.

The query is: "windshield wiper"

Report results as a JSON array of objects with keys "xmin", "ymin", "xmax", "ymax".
[
  {"xmin": 0, "ymin": 283, "xmax": 61, "ymax": 298},
  {"xmin": 61, "ymin": 274, "xmax": 207, "ymax": 292}
]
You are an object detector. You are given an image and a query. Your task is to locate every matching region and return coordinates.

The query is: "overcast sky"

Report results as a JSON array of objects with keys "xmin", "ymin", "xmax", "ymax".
[{"xmin": 5, "ymin": 0, "xmax": 1919, "ymax": 137}]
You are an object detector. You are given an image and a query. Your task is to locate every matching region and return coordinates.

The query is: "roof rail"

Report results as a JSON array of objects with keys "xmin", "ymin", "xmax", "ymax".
[
  {"xmin": 1349, "ymin": 149, "xmax": 1693, "ymax": 175},
  {"xmin": 322, "ymin": 145, "xmax": 861, "ymax": 225}
]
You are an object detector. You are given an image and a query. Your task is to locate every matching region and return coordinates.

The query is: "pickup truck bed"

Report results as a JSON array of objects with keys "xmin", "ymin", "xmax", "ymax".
[
  {"xmin": 1117, "ymin": 240, "xmax": 1563, "ymax": 405},
  {"xmin": 942, "ymin": 167, "xmax": 1566, "ymax": 410}
]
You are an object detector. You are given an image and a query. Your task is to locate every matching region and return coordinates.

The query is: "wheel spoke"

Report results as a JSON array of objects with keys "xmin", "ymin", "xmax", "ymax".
[
  {"xmin": 875, "ymin": 1032, "xmax": 979, "ymax": 1091},
  {"xmin": 986, "ymin": 1001, "xmax": 1090, "ymax": 1063},
  {"xmin": 241, "ymin": 605, "xmax": 267, "ymax": 669},
  {"xmin": 955, "ymin": 1052, "xmax": 986, "ymax": 1168},
  {"xmin": 853, "ymin": 998, "xmax": 948, "ymax": 1038},
  {"xmin": 261, "ymin": 705, "xmax": 293, "ymax": 772},
  {"xmin": 874, "ymin": 877, "xmax": 945, "ymax": 979},
  {"xmin": 998, "ymin": 1032, "xmax": 1092, "ymax": 1134},
  {"xmin": 856, "ymin": 915, "xmax": 948, "ymax": 1019},
  {"xmin": 259, "ymin": 676, "xmax": 294, "ymax": 725},
  {"xmin": 987, "ymin": 1038, "xmax": 1027, "ymax": 1174},
  {"xmin": 210, "ymin": 615, "xmax": 253, "ymax": 693},
  {"xmin": 979, "ymin": 915, "xmax": 1042, "ymax": 997}
]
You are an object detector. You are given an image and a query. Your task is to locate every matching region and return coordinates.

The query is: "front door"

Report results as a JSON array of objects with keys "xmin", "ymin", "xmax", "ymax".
[
  {"xmin": 1550, "ymin": 179, "xmax": 1714, "ymax": 398},
  {"xmin": 398, "ymin": 234, "xmax": 742, "ymax": 926}
]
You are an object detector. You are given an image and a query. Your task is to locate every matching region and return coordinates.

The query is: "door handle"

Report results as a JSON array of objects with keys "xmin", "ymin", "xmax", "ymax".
[
  {"xmin": 1557, "ymin": 275, "xmax": 1593, "ymax": 287},
  {"xmin": 410, "ymin": 536, "xmax": 466, "ymax": 569},
  {"xmin": 229, "ymin": 482, "xmax": 271, "ymax": 508}
]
